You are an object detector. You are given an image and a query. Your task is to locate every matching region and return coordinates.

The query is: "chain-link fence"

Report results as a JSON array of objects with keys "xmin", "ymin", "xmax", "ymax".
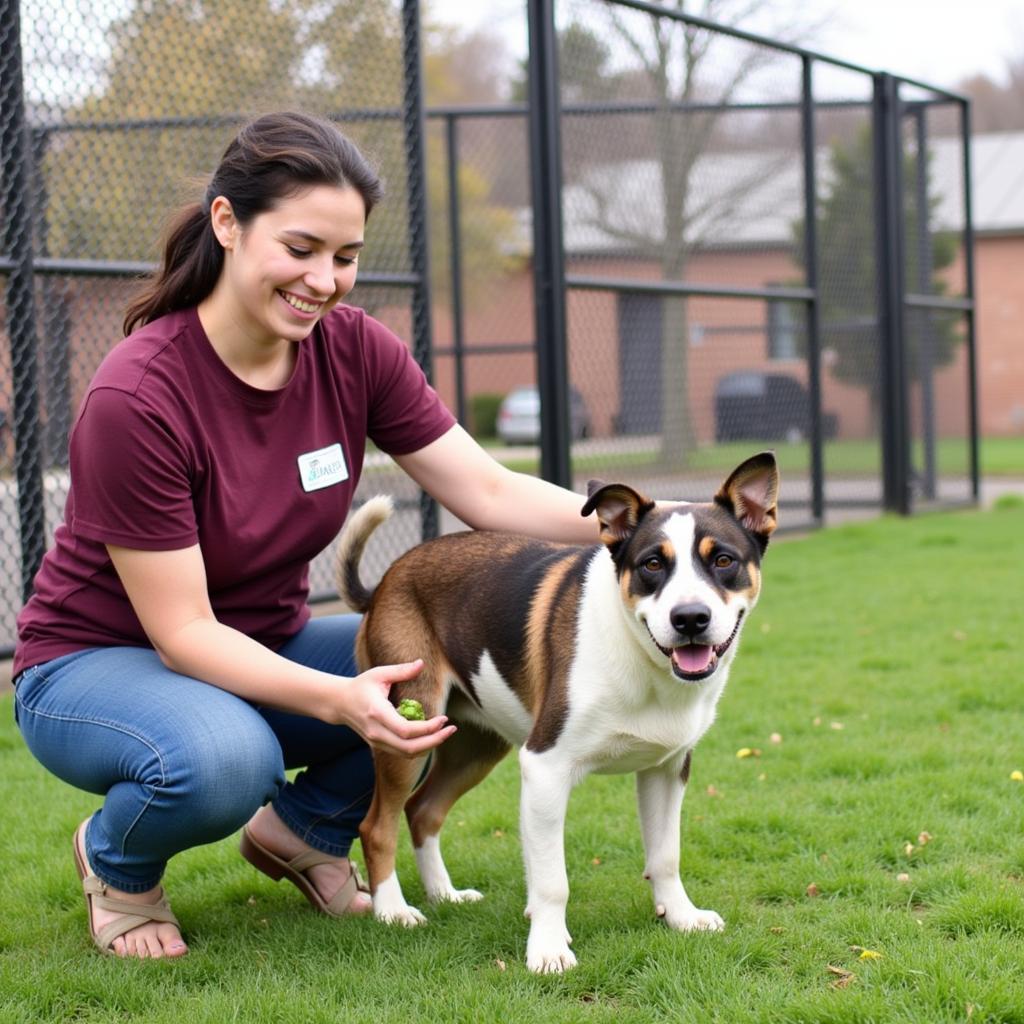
[{"xmin": 1, "ymin": 0, "xmax": 977, "ymax": 658}]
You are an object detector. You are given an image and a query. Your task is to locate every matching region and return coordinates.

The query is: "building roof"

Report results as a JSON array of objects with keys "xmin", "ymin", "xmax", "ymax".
[{"xmin": 549, "ymin": 130, "xmax": 1024, "ymax": 255}]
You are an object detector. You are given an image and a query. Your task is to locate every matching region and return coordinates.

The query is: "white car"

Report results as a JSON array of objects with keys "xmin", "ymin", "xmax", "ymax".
[{"xmin": 496, "ymin": 386, "xmax": 591, "ymax": 445}]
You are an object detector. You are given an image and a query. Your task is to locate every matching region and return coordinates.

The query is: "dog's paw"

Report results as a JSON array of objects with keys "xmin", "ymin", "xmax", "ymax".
[
  {"xmin": 526, "ymin": 919, "xmax": 576, "ymax": 973},
  {"xmin": 429, "ymin": 886, "xmax": 484, "ymax": 904},
  {"xmin": 658, "ymin": 903, "xmax": 725, "ymax": 932},
  {"xmin": 375, "ymin": 903, "xmax": 428, "ymax": 928},
  {"xmin": 372, "ymin": 892, "xmax": 428, "ymax": 933},
  {"xmin": 526, "ymin": 943, "xmax": 578, "ymax": 974}
]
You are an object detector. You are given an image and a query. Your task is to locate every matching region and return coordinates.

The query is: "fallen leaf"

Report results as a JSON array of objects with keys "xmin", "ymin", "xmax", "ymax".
[
  {"xmin": 813, "ymin": 716, "xmax": 822, "ymax": 726},
  {"xmin": 736, "ymin": 747, "xmax": 762, "ymax": 758},
  {"xmin": 806, "ymin": 882, "xmax": 820, "ymax": 897},
  {"xmin": 591, "ymin": 857, "xmax": 602, "ymax": 866},
  {"xmin": 826, "ymin": 965, "xmax": 856, "ymax": 989},
  {"xmin": 1011, "ymin": 770, "xmax": 1023, "ymax": 782},
  {"xmin": 769, "ymin": 926, "xmax": 785, "ymax": 934},
  {"xmin": 770, "ymin": 732, "xmax": 783, "ymax": 744},
  {"xmin": 917, "ymin": 831, "xmax": 933, "ymax": 846},
  {"xmin": 706, "ymin": 784, "xmax": 720, "ymax": 797},
  {"xmin": 904, "ymin": 842, "xmax": 916, "ymax": 857},
  {"xmin": 830, "ymin": 721, "xmax": 845, "ymax": 731},
  {"xmin": 757, "ymin": 773, "xmax": 767, "ymax": 781},
  {"xmin": 897, "ymin": 872, "xmax": 911, "ymax": 883},
  {"xmin": 852, "ymin": 947, "xmax": 883, "ymax": 960},
  {"xmin": 494, "ymin": 959, "xmax": 507, "ymax": 971}
]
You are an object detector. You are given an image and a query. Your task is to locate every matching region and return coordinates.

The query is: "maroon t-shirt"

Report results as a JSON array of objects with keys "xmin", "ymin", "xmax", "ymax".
[{"xmin": 13, "ymin": 304, "xmax": 455, "ymax": 675}]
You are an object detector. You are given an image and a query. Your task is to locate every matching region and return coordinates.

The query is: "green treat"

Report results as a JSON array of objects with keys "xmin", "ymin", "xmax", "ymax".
[{"xmin": 397, "ymin": 698, "xmax": 426, "ymax": 721}]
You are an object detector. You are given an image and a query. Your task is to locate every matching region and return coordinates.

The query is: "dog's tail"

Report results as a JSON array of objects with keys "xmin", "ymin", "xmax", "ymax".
[{"xmin": 336, "ymin": 495, "xmax": 393, "ymax": 612}]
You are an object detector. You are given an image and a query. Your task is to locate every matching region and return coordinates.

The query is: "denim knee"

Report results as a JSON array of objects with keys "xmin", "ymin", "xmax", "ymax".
[{"xmin": 161, "ymin": 707, "xmax": 287, "ymax": 839}]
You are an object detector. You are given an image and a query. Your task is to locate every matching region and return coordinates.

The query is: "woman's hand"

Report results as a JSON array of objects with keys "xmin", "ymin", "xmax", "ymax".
[{"xmin": 336, "ymin": 659, "xmax": 455, "ymax": 757}]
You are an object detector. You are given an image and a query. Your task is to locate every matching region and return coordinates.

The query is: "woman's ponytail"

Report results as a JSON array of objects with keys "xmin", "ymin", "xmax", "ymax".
[{"xmin": 122, "ymin": 201, "xmax": 224, "ymax": 335}]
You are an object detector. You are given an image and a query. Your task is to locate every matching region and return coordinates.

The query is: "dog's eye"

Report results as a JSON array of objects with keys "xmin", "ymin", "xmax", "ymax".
[
  {"xmin": 714, "ymin": 553, "xmax": 735, "ymax": 570},
  {"xmin": 643, "ymin": 556, "xmax": 663, "ymax": 573}
]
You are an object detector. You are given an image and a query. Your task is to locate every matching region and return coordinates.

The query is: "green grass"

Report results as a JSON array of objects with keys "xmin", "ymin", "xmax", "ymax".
[
  {"xmin": 2, "ymin": 504, "xmax": 1024, "ymax": 1022},
  {"xmin": 480, "ymin": 435, "xmax": 1021, "ymax": 480}
]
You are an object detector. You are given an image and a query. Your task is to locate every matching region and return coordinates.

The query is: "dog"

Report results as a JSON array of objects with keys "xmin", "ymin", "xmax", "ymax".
[{"xmin": 336, "ymin": 451, "xmax": 779, "ymax": 973}]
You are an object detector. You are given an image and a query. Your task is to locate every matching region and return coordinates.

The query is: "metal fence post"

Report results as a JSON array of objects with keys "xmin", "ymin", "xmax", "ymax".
[
  {"xmin": 1, "ymin": 0, "xmax": 48, "ymax": 603},
  {"xmin": 911, "ymin": 105, "xmax": 937, "ymax": 500},
  {"xmin": 800, "ymin": 55, "xmax": 825, "ymax": 524},
  {"xmin": 960, "ymin": 98, "xmax": 980, "ymax": 503},
  {"xmin": 401, "ymin": 0, "xmax": 439, "ymax": 539},
  {"xmin": 444, "ymin": 113, "xmax": 468, "ymax": 428},
  {"xmin": 872, "ymin": 73, "xmax": 911, "ymax": 515},
  {"xmin": 526, "ymin": 0, "xmax": 572, "ymax": 489}
]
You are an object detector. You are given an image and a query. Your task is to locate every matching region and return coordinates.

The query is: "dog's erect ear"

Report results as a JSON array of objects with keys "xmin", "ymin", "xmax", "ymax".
[
  {"xmin": 715, "ymin": 451, "xmax": 780, "ymax": 549},
  {"xmin": 581, "ymin": 482, "xmax": 655, "ymax": 549}
]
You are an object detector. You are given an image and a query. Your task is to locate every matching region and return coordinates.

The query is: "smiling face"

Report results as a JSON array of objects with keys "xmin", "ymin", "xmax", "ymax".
[
  {"xmin": 623, "ymin": 504, "xmax": 764, "ymax": 681},
  {"xmin": 583, "ymin": 452, "xmax": 779, "ymax": 684},
  {"xmin": 208, "ymin": 183, "xmax": 366, "ymax": 349}
]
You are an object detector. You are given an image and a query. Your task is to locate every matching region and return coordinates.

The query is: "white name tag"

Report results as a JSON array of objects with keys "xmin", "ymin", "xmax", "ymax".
[{"xmin": 297, "ymin": 443, "xmax": 348, "ymax": 493}]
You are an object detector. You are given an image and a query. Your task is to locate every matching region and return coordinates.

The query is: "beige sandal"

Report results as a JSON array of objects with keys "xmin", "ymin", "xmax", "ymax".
[
  {"xmin": 239, "ymin": 825, "xmax": 370, "ymax": 917},
  {"xmin": 73, "ymin": 819, "xmax": 181, "ymax": 956}
]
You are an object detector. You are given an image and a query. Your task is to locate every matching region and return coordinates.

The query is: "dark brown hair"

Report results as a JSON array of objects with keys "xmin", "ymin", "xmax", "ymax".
[{"xmin": 123, "ymin": 111, "xmax": 384, "ymax": 335}]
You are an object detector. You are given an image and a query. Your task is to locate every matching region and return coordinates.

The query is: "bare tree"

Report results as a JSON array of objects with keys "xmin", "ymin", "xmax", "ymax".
[
  {"xmin": 561, "ymin": 0, "xmax": 824, "ymax": 465},
  {"xmin": 954, "ymin": 56, "xmax": 1024, "ymax": 132}
]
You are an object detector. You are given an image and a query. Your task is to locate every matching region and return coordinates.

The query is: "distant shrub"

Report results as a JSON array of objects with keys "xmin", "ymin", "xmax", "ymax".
[
  {"xmin": 993, "ymin": 493, "xmax": 1024, "ymax": 511},
  {"xmin": 469, "ymin": 392, "xmax": 503, "ymax": 440}
]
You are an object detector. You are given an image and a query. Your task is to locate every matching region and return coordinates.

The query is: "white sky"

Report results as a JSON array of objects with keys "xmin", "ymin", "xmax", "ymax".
[{"xmin": 429, "ymin": 0, "xmax": 1024, "ymax": 91}]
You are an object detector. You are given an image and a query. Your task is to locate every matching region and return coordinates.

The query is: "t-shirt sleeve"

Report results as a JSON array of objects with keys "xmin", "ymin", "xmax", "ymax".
[
  {"xmin": 68, "ymin": 386, "xmax": 200, "ymax": 550},
  {"xmin": 362, "ymin": 316, "xmax": 456, "ymax": 455}
]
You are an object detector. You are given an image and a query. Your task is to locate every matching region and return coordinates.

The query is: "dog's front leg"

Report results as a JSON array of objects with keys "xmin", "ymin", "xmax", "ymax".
[
  {"xmin": 518, "ymin": 747, "xmax": 576, "ymax": 973},
  {"xmin": 636, "ymin": 759, "xmax": 724, "ymax": 932}
]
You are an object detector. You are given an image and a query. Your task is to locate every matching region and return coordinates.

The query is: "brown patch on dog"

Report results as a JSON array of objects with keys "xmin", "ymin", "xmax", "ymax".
[
  {"xmin": 743, "ymin": 561, "xmax": 761, "ymax": 602},
  {"xmin": 523, "ymin": 554, "xmax": 587, "ymax": 752},
  {"xmin": 698, "ymin": 536, "xmax": 716, "ymax": 562}
]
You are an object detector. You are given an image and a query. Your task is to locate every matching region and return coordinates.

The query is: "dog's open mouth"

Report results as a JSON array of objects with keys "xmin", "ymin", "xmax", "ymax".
[{"xmin": 647, "ymin": 612, "xmax": 744, "ymax": 682}]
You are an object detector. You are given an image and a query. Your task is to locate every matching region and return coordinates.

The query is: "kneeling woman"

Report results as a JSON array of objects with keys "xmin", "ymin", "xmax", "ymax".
[{"xmin": 13, "ymin": 111, "xmax": 598, "ymax": 959}]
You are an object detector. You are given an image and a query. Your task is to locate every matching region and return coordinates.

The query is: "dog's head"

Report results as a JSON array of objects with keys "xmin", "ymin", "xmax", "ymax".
[{"xmin": 581, "ymin": 452, "xmax": 779, "ymax": 683}]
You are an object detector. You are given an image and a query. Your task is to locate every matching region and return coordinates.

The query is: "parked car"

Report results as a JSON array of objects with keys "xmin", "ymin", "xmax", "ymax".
[
  {"xmin": 496, "ymin": 386, "xmax": 591, "ymax": 445},
  {"xmin": 714, "ymin": 371, "xmax": 838, "ymax": 443}
]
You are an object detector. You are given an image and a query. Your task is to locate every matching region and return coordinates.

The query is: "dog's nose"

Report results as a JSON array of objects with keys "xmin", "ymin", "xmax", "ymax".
[{"xmin": 671, "ymin": 603, "xmax": 712, "ymax": 638}]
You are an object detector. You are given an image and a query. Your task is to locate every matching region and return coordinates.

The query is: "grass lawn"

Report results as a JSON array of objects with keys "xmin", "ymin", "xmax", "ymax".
[
  {"xmin": 485, "ymin": 435, "xmax": 1022, "ymax": 480},
  {"xmin": 2, "ymin": 502, "xmax": 1023, "ymax": 1023}
]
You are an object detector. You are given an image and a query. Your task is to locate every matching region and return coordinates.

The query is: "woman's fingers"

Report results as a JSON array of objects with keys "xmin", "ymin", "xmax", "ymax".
[{"xmin": 353, "ymin": 660, "xmax": 457, "ymax": 756}]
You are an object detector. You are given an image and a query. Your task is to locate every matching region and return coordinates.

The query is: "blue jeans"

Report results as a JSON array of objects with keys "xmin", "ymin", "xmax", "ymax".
[{"xmin": 13, "ymin": 615, "xmax": 374, "ymax": 893}]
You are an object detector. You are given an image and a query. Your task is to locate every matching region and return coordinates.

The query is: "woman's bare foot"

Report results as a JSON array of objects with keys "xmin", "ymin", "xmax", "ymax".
[
  {"xmin": 92, "ymin": 887, "xmax": 188, "ymax": 959},
  {"xmin": 244, "ymin": 805, "xmax": 371, "ymax": 915},
  {"xmin": 74, "ymin": 823, "xmax": 187, "ymax": 959}
]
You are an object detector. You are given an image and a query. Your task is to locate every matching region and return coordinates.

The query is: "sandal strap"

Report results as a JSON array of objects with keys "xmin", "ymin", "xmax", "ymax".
[
  {"xmin": 284, "ymin": 852, "xmax": 369, "ymax": 914},
  {"xmin": 83, "ymin": 874, "xmax": 180, "ymax": 943},
  {"xmin": 287, "ymin": 849, "xmax": 338, "ymax": 873}
]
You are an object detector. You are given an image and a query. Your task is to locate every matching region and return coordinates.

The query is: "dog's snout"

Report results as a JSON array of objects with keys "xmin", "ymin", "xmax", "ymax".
[{"xmin": 670, "ymin": 603, "xmax": 712, "ymax": 638}]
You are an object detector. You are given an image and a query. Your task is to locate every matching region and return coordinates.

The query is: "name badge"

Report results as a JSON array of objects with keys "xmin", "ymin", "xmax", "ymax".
[{"xmin": 297, "ymin": 443, "xmax": 348, "ymax": 493}]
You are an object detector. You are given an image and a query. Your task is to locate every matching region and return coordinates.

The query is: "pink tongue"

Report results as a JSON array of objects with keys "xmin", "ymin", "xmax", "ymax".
[{"xmin": 672, "ymin": 645, "xmax": 714, "ymax": 674}]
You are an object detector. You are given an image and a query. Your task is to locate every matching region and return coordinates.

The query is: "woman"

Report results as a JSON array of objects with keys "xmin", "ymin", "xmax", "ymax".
[{"xmin": 12, "ymin": 111, "xmax": 600, "ymax": 960}]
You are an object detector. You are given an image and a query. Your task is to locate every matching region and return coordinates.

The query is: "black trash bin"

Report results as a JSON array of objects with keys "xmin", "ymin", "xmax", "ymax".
[{"xmin": 715, "ymin": 371, "xmax": 820, "ymax": 443}]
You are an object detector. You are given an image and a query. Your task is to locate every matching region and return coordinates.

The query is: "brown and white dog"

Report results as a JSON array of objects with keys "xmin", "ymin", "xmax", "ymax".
[{"xmin": 337, "ymin": 452, "xmax": 779, "ymax": 973}]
